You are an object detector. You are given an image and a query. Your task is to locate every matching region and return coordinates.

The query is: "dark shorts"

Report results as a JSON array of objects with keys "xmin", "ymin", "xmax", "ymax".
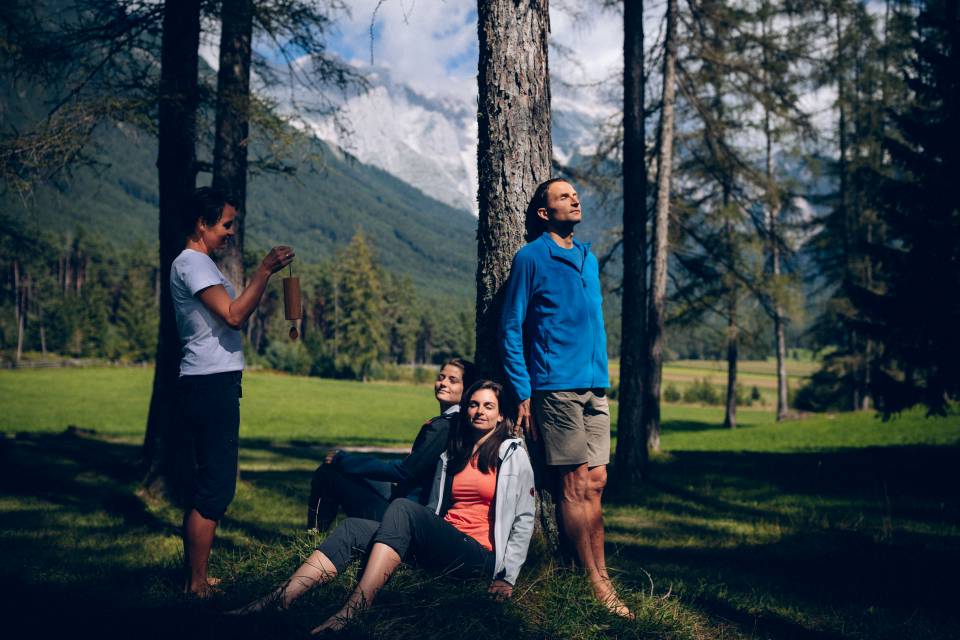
[{"xmin": 179, "ymin": 370, "xmax": 242, "ymax": 520}]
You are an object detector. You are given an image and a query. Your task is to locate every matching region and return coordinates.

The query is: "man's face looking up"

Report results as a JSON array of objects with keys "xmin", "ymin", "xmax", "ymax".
[{"xmin": 538, "ymin": 181, "xmax": 582, "ymax": 229}]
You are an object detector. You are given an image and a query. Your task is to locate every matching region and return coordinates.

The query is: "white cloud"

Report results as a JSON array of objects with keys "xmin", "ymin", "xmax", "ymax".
[
  {"xmin": 329, "ymin": 1, "xmax": 626, "ymax": 109},
  {"xmin": 332, "ymin": 0, "xmax": 479, "ymax": 100},
  {"xmin": 549, "ymin": 4, "xmax": 623, "ymax": 90}
]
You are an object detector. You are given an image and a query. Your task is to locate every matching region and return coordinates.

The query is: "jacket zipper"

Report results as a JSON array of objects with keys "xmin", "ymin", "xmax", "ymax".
[
  {"xmin": 434, "ymin": 455, "xmax": 447, "ymax": 515},
  {"xmin": 577, "ymin": 248, "xmax": 598, "ymax": 389}
]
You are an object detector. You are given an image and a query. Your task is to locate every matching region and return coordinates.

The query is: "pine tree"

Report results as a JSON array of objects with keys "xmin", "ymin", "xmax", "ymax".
[
  {"xmin": 336, "ymin": 231, "xmax": 386, "ymax": 381},
  {"xmin": 383, "ymin": 273, "xmax": 418, "ymax": 364},
  {"xmin": 116, "ymin": 247, "xmax": 159, "ymax": 362},
  {"xmin": 668, "ymin": 0, "xmax": 814, "ymax": 427},
  {"xmin": 643, "ymin": 0, "xmax": 680, "ymax": 452},
  {"xmin": 865, "ymin": 0, "xmax": 960, "ymax": 413},
  {"xmin": 807, "ymin": 0, "xmax": 912, "ymax": 411}
]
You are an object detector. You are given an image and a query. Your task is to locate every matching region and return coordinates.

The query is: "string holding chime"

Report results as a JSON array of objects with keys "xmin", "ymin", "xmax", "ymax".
[{"xmin": 282, "ymin": 262, "xmax": 301, "ymax": 341}]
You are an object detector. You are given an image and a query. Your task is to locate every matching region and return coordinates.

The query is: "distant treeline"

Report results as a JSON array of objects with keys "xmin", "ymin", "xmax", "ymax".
[{"xmin": 0, "ymin": 217, "xmax": 474, "ymax": 379}]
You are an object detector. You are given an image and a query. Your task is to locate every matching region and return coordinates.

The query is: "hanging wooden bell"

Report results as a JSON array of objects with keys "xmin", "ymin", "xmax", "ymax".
[{"xmin": 283, "ymin": 275, "xmax": 302, "ymax": 340}]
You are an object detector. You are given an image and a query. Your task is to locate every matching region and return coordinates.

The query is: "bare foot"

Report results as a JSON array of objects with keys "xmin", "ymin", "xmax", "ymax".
[
  {"xmin": 311, "ymin": 608, "xmax": 354, "ymax": 634},
  {"xmin": 185, "ymin": 582, "xmax": 223, "ymax": 599},
  {"xmin": 593, "ymin": 580, "xmax": 634, "ymax": 620},
  {"xmin": 601, "ymin": 594, "xmax": 635, "ymax": 620},
  {"xmin": 225, "ymin": 590, "xmax": 284, "ymax": 616},
  {"xmin": 183, "ymin": 575, "xmax": 223, "ymax": 596}
]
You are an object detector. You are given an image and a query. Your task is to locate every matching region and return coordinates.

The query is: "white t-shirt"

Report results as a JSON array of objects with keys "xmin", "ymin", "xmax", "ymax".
[{"xmin": 170, "ymin": 249, "xmax": 244, "ymax": 376}]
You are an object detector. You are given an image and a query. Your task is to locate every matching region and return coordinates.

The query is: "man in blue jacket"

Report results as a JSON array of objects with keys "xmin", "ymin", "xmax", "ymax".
[{"xmin": 500, "ymin": 178, "xmax": 630, "ymax": 617}]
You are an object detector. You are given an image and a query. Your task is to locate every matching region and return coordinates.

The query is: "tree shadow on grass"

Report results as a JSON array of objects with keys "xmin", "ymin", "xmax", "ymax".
[
  {"xmin": 240, "ymin": 436, "xmax": 412, "ymax": 457},
  {"xmin": 0, "ymin": 431, "xmax": 174, "ymax": 535},
  {"xmin": 612, "ymin": 415, "xmax": 754, "ymax": 439},
  {"xmin": 663, "ymin": 418, "xmax": 746, "ymax": 433},
  {"xmin": 606, "ymin": 445, "xmax": 960, "ymax": 639}
]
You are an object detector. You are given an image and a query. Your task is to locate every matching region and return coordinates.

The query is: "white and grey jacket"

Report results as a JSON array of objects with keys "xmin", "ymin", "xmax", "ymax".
[{"xmin": 425, "ymin": 438, "xmax": 536, "ymax": 586}]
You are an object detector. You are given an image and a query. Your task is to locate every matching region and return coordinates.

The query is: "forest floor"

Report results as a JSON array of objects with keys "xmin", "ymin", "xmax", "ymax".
[{"xmin": 1, "ymin": 368, "xmax": 958, "ymax": 639}]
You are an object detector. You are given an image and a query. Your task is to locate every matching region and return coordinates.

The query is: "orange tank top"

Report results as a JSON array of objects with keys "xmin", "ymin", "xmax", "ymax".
[{"xmin": 444, "ymin": 458, "xmax": 497, "ymax": 551}]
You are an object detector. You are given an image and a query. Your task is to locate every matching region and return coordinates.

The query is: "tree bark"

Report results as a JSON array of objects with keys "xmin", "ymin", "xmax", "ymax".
[
  {"xmin": 774, "ymin": 307, "xmax": 788, "ymax": 416},
  {"xmin": 835, "ymin": 10, "xmax": 861, "ymax": 412},
  {"xmin": 39, "ymin": 301, "xmax": 46, "ymax": 357},
  {"xmin": 761, "ymin": 31, "xmax": 790, "ymax": 421},
  {"xmin": 475, "ymin": 0, "xmax": 552, "ymax": 380},
  {"xmin": 614, "ymin": 0, "xmax": 648, "ymax": 486},
  {"xmin": 475, "ymin": 0, "xmax": 562, "ymax": 559},
  {"xmin": 212, "ymin": 0, "xmax": 253, "ymax": 289},
  {"xmin": 14, "ymin": 260, "xmax": 24, "ymax": 363},
  {"xmin": 142, "ymin": 0, "xmax": 202, "ymax": 505},
  {"xmin": 642, "ymin": 0, "xmax": 678, "ymax": 454},
  {"xmin": 724, "ymin": 288, "xmax": 738, "ymax": 429}
]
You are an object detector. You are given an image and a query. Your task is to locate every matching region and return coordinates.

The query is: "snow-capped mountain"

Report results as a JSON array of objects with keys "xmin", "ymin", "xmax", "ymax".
[
  {"xmin": 294, "ymin": 65, "xmax": 613, "ymax": 214},
  {"xmin": 304, "ymin": 68, "xmax": 480, "ymax": 213}
]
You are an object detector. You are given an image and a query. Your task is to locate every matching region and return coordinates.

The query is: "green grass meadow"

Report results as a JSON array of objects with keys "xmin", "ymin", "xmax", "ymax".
[{"xmin": 1, "ymin": 367, "xmax": 959, "ymax": 639}]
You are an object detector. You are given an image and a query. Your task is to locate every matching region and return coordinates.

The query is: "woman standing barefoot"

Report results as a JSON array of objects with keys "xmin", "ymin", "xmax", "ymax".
[{"xmin": 172, "ymin": 186, "xmax": 294, "ymax": 597}]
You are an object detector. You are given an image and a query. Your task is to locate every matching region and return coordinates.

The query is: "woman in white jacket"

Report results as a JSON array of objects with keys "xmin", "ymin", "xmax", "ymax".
[{"xmin": 234, "ymin": 380, "xmax": 535, "ymax": 633}]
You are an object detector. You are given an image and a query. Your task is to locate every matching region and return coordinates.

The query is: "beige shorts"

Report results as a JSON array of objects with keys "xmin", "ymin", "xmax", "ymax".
[{"xmin": 533, "ymin": 389, "xmax": 610, "ymax": 467}]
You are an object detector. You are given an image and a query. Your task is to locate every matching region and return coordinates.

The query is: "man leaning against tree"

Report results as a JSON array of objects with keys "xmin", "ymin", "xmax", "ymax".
[{"xmin": 500, "ymin": 177, "xmax": 632, "ymax": 618}]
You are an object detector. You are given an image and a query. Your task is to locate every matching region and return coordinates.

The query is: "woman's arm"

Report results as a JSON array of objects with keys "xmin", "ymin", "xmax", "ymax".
[
  {"xmin": 198, "ymin": 246, "xmax": 293, "ymax": 329},
  {"xmin": 332, "ymin": 416, "xmax": 450, "ymax": 483}
]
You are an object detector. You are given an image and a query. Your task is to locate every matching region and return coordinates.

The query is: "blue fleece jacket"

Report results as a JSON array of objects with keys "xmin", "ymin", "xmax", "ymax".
[{"xmin": 499, "ymin": 233, "xmax": 610, "ymax": 401}]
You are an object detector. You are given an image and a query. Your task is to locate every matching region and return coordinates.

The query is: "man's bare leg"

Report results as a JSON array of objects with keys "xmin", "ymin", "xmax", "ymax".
[
  {"xmin": 558, "ymin": 465, "xmax": 632, "ymax": 617},
  {"xmin": 312, "ymin": 542, "xmax": 402, "ymax": 633},
  {"xmin": 559, "ymin": 466, "xmax": 606, "ymax": 592},
  {"xmin": 587, "ymin": 465, "xmax": 632, "ymax": 618},
  {"xmin": 229, "ymin": 550, "xmax": 338, "ymax": 614},
  {"xmin": 183, "ymin": 508, "xmax": 218, "ymax": 597}
]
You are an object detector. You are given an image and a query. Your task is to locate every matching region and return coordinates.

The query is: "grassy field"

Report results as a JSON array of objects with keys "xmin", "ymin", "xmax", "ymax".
[
  {"xmin": 1, "ymin": 367, "xmax": 959, "ymax": 639},
  {"xmin": 606, "ymin": 357, "xmax": 816, "ymax": 408}
]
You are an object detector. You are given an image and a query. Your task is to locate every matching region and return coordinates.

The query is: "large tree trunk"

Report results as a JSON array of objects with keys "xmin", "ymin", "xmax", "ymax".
[
  {"xmin": 614, "ymin": 0, "xmax": 648, "ymax": 487},
  {"xmin": 212, "ymin": 0, "xmax": 253, "ymax": 289},
  {"xmin": 475, "ymin": 0, "xmax": 561, "ymax": 558},
  {"xmin": 475, "ymin": 0, "xmax": 552, "ymax": 378},
  {"xmin": 642, "ymin": 0, "xmax": 678, "ymax": 454},
  {"xmin": 142, "ymin": 0, "xmax": 202, "ymax": 505}
]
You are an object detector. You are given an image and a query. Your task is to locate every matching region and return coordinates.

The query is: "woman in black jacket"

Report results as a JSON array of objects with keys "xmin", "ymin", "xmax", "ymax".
[{"xmin": 306, "ymin": 358, "xmax": 475, "ymax": 530}]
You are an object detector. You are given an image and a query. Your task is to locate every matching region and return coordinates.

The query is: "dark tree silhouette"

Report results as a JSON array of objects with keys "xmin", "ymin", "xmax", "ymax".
[
  {"xmin": 212, "ymin": 0, "xmax": 254, "ymax": 289},
  {"xmin": 866, "ymin": 0, "xmax": 960, "ymax": 414},
  {"xmin": 142, "ymin": 0, "xmax": 201, "ymax": 504},
  {"xmin": 614, "ymin": 0, "xmax": 649, "ymax": 485}
]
